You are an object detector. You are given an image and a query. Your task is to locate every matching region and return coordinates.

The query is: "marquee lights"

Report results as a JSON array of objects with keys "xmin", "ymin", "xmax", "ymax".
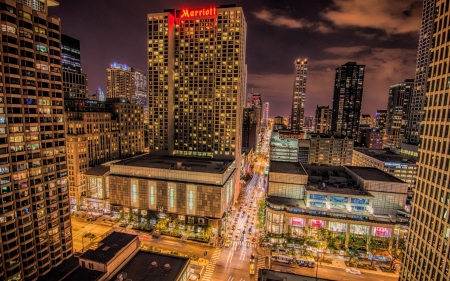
[{"xmin": 179, "ymin": 7, "xmax": 217, "ymax": 18}]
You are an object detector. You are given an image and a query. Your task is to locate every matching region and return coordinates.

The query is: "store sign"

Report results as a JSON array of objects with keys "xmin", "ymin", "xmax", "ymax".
[
  {"xmin": 179, "ymin": 7, "xmax": 217, "ymax": 18},
  {"xmin": 373, "ymin": 227, "xmax": 392, "ymax": 238},
  {"xmin": 310, "ymin": 219, "xmax": 325, "ymax": 228},
  {"xmin": 291, "ymin": 217, "xmax": 305, "ymax": 227}
]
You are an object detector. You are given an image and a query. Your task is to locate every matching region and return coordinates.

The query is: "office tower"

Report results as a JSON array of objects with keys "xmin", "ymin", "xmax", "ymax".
[
  {"xmin": 62, "ymin": 34, "xmax": 88, "ymax": 99},
  {"xmin": 274, "ymin": 116, "xmax": 284, "ymax": 125},
  {"xmin": 133, "ymin": 68, "xmax": 148, "ymax": 107},
  {"xmin": 303, "ymin": 116, "xmax": 313, "ymax": 131},
  {"xmin": 315, "ymin": 105, "xmax": 332, "ymax": 134},
  {"xmin": 405, "ymin": 0, "xmax": 436, "ymax": 145},
  {"xmin": 147, "ymin": 5, "xmax": 246, "ymax": 161},
  {"xmin": 307, "ymin": 134, "xmax": 353, "ymax": 166},
  {"xmin": 262, "ymin": 102, "xmax": 269, "ymax": 127},
  {"xmin": 106, "ymin": 62, "xmax": 136, "ymax": 102},
  {"xmin": 357, "ymin": 114, "xmax": 372, "ymax": 144},
  {"xmin": 242, "ymin": 92, "xmax": 262, "ymax": 151},
  {"xmin": 401, "ymin": 1, "xmax": 450, "ymax": 280},
  {"xmin": 385, "ymin": 79, "xmax": 414, "ymax": 149},
  {"xmin": 375, "ymin": 109, "xmax": 387, "ymax": 132},
  {"xmin": 65, "ymin": 99, "xmax": 144, "ymax": 211},
  {"xmin": 246, "ymin": 91, "xmax": 262, "ymax": 108},
  {"xmin": 331, "ymin": 62, "xmax": 365, "ymax": 139},
  {"xmin": 0, "ymin": 0, "xmax": 72, "ymax": 279},
  {"xmin": 291, "ymin": 59, "xmax": 307, "ymax": 132}
]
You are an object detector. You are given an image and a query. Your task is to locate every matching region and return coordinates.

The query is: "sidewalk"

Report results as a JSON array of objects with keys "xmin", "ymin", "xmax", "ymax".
[{"xmin": 320, "ymin": 254, "xmax": 400, "ymax": 277}]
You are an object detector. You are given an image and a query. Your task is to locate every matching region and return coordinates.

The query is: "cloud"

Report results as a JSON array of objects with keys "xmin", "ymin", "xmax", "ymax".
[
  {"xmin": 252, "ymin": 9, "xmax": 334, "ymax": 33},
  {"xmin": 321, "ymin": 0, "xmax": 422, "ymax": 35},
  {"xmin": 252, "ymin": 9, "xmax": 312, "ymax": 29},
  {"xmin": 249, "ymin": 47, "xmax": 416, "ymax": 118}
]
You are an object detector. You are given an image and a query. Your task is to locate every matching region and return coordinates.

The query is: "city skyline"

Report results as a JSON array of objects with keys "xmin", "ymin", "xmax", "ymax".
[{"xmin": 54, "ymin": 0, "xmax": 420, "ymax": 117}]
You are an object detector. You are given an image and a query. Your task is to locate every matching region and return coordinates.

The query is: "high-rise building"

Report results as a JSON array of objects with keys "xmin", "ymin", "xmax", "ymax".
[
  {"xmin": 106, "ymin": 62, "xmax": 136, "ymax": 101},
  {"xmin": 315, "ymin": 105, "xmax": 332, "ymax": 134},
  {"xmin": 401, "ymin": 1, "xmax": 450, "ymax": 280},
  {"xmin": 64, "ymin": 99, "xmax": 144, "ymax": 211},
  {"xmin": 242, "ymin": 92, "xmax": 262, "ymax": 150},
  {"xmin": 357, "ymin": 114, "xmax": 372, "ymax": 144},
  {"xmin": 0, "ymin": 0, "xmax": 73, "ymax": 279},
  {"xmin": 147, "ymin": 5, "xmax": 246, "ymax": 161},
  {"xmin": 62, "ymin": 34, "xmax": 88, "ymax": 99},
  {"xmin": 331, "ymin": 62, "xmax": 365, "ymax": 140},
  {"xmin": 404, "ymin": 0, "xmax": 436, "ymax": 146},
  {"xmin": 375, "ymin": 109, "xmax": 387, "ymax": 133},
  {"xmin": 291, "ymin": 59, "xmax": 307, "ymax": 132},
  {"xmin": 133, "ymin": 68, "xmax": 148, "ymax": 107},
  {"xmin": 262, "ymin": 102, "xmax": 269, "ymax": 127},
  {"xmin": 303, "ymin": 116, "xmax": 313, "ymax": 132},
  {"xmin": 385, "ymin": 79, "xmax": 414, "ymax": 149}
]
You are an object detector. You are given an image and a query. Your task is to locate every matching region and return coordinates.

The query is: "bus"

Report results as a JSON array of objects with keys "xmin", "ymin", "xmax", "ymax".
[
  {"xmin": 295, "ymin": 256, "xmax": 315, "ymax": 268},
  {"xmin": 271, "ymin": 253, "xmax": 294, "ymax": 264}
]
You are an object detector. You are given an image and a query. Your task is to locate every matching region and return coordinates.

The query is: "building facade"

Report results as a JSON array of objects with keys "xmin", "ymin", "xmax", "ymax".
[
  {"xmin": 307, "ymin": 134, "xmax": 353, "ymax": 166},
  {"xmin": 108, "ymin": 155, "xmax": 237, "ymax": 236},
  {"xmin": 352, "ymin": 148, "xmax": 417, "ymax": 202},
  {"xmin": 62, "ymin": 34, "xmax": 88, "ymax": 100},
  {"xmin": 106, "ymin": 62, "xmax": 136, "ymax": 102},
  {"xmin": 404, "ymin": 0, "xmax": 436, "ymax": 145},
  {"xmin": 303, "ymin": 116, "xmax": 313, "ymax": 132},
  {"xmin": 291, "ymin": 59, "xmax": 307, "ymax": 132},
  {"xmin": 375, "ymin": 109, "xmax": 387, "ymax": 133},
  {"xmin": 262, "ymin": 102, "xmax": 269, "ymax": 128},
  {"xmin": 266, "ymin": 163, "xmax": 408, "ymax": 251},
  {"xmin": 147, "ymin": 5, "xmax": 246, "ymax": 162},
  {"xmin": 269, "ymin": 132, "xmax": 298, "ymax": 162},
  {"xmin": 331, "ymin": 62, "xmax": 365, "ymax": 140},
  {"xmin": 0, "ymin": 0, "xmax": 73, "ymax": 279},
  {"xmin": 65, "ymin": 99, "xmax": 144, "ymax": 211},
  {"xmin": 385, "ymin": 79, "xmax": 414, "ymax": 149},
  {"xmin": 401, "ymin": 1, "xmax": 450, "ymax": 280},
  {"xmin": 315, "ymin": 105, "xmax": 332, "ymax": 134}
]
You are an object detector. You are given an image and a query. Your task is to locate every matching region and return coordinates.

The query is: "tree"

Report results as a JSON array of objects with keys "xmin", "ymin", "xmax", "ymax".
[
  {"xmin": 128, "ymin": 211, "xmax": 134, "ymax": 223},
  {"xmin": 368, "ymin": 237, "xmax": 379, "ymax": 266},
  {"xmin": 155, "ymin": 218, "xmax": 169, "ymax": 232},
  {"xmin": 347, "ymin": 248, "xmax": 361, "ymax": 264}
]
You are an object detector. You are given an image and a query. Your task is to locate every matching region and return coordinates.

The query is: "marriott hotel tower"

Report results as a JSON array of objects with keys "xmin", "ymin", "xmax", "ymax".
[{"xmin": 147, "ymin": 5, "xmax": 247, "ymax": 162}]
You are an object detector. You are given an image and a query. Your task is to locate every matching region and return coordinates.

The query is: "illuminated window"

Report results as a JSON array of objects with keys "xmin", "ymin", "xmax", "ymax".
[
  {"xmin": 168, "ymin": 183, "xmax": 177, "ymax": 212},
  {"xmin": 148, "ymin": 181, "xmax": 156, "ymax": 210},
  {"xmin": 186, "ymin": 185, "xmax": 196, "ymax": 215},
  {"xmin": 131, "ymin": 179, "xmax": 138, "ymax": 207}
]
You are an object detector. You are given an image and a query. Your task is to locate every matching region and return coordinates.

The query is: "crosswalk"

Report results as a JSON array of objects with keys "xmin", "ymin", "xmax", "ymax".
[
  {"xmin": 233, "ymin": 240, "xmax": 257, "ymax": 248},
  {"xmin": 201, "ymin": 248, "xmax": 222, "ymax": 281},
  {"xmin": 254, "ymin": 255, "xmax": 267, "ymax": 281}
]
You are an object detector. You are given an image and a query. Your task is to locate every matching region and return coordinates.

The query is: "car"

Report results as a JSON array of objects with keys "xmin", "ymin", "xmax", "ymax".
[
  {"xmin": 225, "ymin": 239, "xmax": 231, "ymax": 247},
  {"xmin": 345, "ymin": 268, "xmax": 361, "ymax": 275}
]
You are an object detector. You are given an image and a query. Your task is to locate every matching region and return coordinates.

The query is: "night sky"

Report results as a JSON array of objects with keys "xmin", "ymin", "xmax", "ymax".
[{"xmin": 54, "ymin": 0, "xmax": 421, "ymax": 118}]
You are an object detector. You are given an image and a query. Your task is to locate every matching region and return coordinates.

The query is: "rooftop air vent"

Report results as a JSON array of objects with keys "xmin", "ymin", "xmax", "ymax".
[{"xmin": 164, "ymin": 263, "xmax": 171, "ymax": 271}]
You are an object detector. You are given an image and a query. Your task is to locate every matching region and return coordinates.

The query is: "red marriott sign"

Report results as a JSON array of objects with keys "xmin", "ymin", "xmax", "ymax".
[{"xmin": 179, "ymin": 8, "xmax": 217, "ymax": 18}]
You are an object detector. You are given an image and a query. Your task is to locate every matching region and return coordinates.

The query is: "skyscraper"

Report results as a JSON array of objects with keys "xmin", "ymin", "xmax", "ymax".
[
  {"xmin": 262, "ymin": 102, "xmax": 269, "ymax": 127},
  {"xmin": 106, "ymin": 62, "xmax": 136, "ymax": 102},
  {"xmin": 62, "ymin": 34, "xmax": 88, "ymax": 99},
  {"xmin": 331, "ymin": 62, "xmax": 365, "ymax": 140},
  {"xmin": 385, "ymin": 79, "xmax": 414, "ymax": 149},
  {"xmin": 133, "ymin": 68, "xmax": 148, "ymax": 107},
  {"xmin": 375, "ymin": 109, "xmax": 388, "ymax": 133},
  {"xmin": 291, "ymin": 59, "xmax": 307, "ymax": 132},
  {"xmin": 404, "ymin": 0, "xmax": 436, "ymax": 145},
  {"xmin": 0, "ymin": 0, "xmax": 72, "ymax": 279},
  {"xmin": 315, "ymin": 105, "xmax": 332, "ymax": 134},
  {"xmin": 147, "ymin": 5, "xmax": 247, "ymax": 160},
  {"xmin": 401, "ymin": 1, "xmax": 450, "ymax": 280}
]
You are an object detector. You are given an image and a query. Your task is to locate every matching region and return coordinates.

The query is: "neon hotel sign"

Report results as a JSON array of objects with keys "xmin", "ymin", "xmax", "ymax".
[{"xmin": 179, "ymin": 7, "xmax": 217, "ymax": 18}]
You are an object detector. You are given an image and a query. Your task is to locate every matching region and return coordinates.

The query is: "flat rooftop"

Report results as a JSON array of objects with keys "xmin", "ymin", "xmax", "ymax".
[
  {"xmin": 114, "ymin": 154, "xmax": 233, "ymax": 174},
  {"xmin": 80, "ymin": 232, "xmax": 137, "ymax": 264},
  {"xmin": 354, "ymin": 148, "xmax": 417, "ymax": 164},
  {"xmin": 38, "ymin": 256, "xmax": 79, "ymax": 281},
  {"xmin": 60, "ymin": 267, "xmax": 104, "ymax": 281},
  {"xmin": 345, "ymin": 166, "xmax": 405, "ymax": 183},
  {"xmin": 112, "ymin": 251, "xmax": 189, "ymax": 281},
  {"xmin": 270, "ymin": 161, "xmax": 307, "ymax": 175},
  {"xmin": 85, "ymin": 165, "xmax": 110, "ymax": 176}
]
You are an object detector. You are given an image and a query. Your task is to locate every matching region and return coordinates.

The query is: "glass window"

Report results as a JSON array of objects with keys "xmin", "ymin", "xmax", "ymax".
[
  {"xmin": 131, "ymin": 179, "xmax": 138, "ymax": 207},
  {"xmin": 148, "ymin": 181, "xmax": 156, "ymax": 210}
]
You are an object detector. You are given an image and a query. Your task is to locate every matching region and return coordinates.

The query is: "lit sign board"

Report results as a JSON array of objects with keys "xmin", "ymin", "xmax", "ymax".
[{"xmin": 179, "ymin": 7, "xmax": 217, "ymax": 18}]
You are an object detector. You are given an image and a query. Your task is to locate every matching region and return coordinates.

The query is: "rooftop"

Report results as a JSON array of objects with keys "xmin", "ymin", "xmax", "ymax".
[
  {"xmin": 113, "ymin": 154, "xmax": 233, "ymax": 174},
  {"xmin": 270, "ymin": 161, "xmax": 307, "ymax": 175},
  {"xmin": 307, "ymin": 133, "xmax": 353, "ymax": 140},
  {"xmin": 80, "ymin": 232, "xmax": 137, "ymax": 264},
  {"xmin": 353, "ymin": 148, "xmax": 417, "ymax": 164},
  {"xmin": 38, "ymin": 256, "xmax": 79, "ymax": 281},
  {"xmin": 85, "ymin": 165, "xmax": 110, "ymax": 176},
  {"xmin": 346, "ymin": 166, "xmax": 405, "ymax": 183},
  {"xmin": 60, "ymin": 267, "xmax": 104, "ymax": 281},
  {"xmin": 112, "ymin": 251, "xmax": 190, "ymax": 281}
]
